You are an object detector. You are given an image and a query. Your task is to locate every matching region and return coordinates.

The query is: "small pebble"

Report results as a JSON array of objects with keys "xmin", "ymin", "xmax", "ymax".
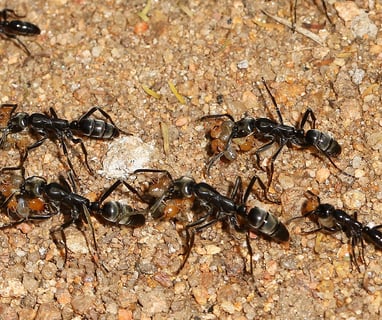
[
  {"xmin": 367, "ymin": 132, "xmax": 382, "ymax": 150},
  {"xmin": 71, "ymin": 295, "xmax": 95, "ymax": 315},
  {"xmin": 65, "ymin": 228, "xmax": 89, "ymax": 254},
  {"xmin": 237, "ymin": 60, "xmax": 249, "ymax": 69},
  {"xmin": 342, "ymin": 190, "xmax": 366, "ymax": 209},
  {"xmin": 192, "ymin": 286, "xmax": 208, "ymax": 306},
  {"xmin": 35, "ymin": 303, "xmax": 62, "ymax": 320},
  {"xmin": 41, "ymin": 262, "xmax": 58, "ymax": 280},
  {"xmin": 315, "ymin": 167, "xmax": 330, "ymax": 184},
  {"xmin": 137, "ymin": 287, "xmax": 170, "ymax": 314}
]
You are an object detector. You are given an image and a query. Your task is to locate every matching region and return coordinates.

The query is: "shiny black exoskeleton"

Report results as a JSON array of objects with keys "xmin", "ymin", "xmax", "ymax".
[
  {"xmin": 89, "ymin": 179, "xmax": 146, "ymax": 227},
  {"xmin": 17, "ymin": 174, "xmax": 145, "ymax": 263},
  {"xmin": 134, "ymin": 169, "xmax": 289, "ymax": 273},
  {"xmin": 69, "ymin": 107, "xmax": 122, "ymax": 139},
  {"xmin": 0, "ymin": 104, "xmax": 126, "ymax": 176},
  {"xmin": 22, "ymin": 176, "xmax": 145, "ymax": 230},
  {"xmin": 201, "ymin": 78, "xmax": 351, "ymax": 187},
  {"xmin": 290, "ymin": 191, "xmax": 382, "ymax": 272},
  {"xmin": 0, "ymin": 9, "xmax": 40, "ymax": 55}
]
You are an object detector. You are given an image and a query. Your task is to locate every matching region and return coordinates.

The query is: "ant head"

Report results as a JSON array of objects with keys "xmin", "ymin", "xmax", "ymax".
[
  {"xmin": 232, "ymin": 117, "xmax": 256, "ymax": 139},
  {"xmin": 23, "ymin": 176, "xmax": 46, "ymax": 197},
  {"xmin": 8, "ymin": 113, "xmax": 29, "ymax": 132},
  {"xmin": 172, "ymin": 176, "xmax": 195, "ymax": 198}
]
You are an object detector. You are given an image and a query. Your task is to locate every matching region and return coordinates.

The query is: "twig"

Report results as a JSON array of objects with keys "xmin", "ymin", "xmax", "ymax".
[{"xmin": 261, "ymin": 10, "xmax": 324, "ymax": 46}]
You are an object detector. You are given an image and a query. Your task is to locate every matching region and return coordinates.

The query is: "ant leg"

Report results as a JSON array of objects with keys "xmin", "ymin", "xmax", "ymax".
[
  {"xmin": 82, "ymin": 204, "xmax": 98, "ymax": 255},
  {"xmin": 49, "ymin": 107, "xmax": 59, "ymax": 118},
  {"xmin": 350, "ymin": 236, "xmax": 361, "ymax": 273},
  {"xmin": 20, "ymin": 136, "xmax": 48, "ymax": 166},
  {"xmin": 244, "ymin": 174, "xmax": 280, "ymax": 204},
  {"xmin": 266, "ymin": 143, "xmax": 286, "ymax": 191},
  {"xmin": 176, "ymin": 227, "xmax": 195, "ymax": 274},
  {"xmin": 97, "ymin": 180, "xmax": 146, "ymax": 205},
  {"xmin": 69, "ymin": 136, "xmax": 93, "ymax": 174},
  {"xmin": 199, "ymin": 113, "xmax": 235, "ymax": 122},
  {"xmin": 50, "ymin": 216, "xmax": 76, "ymax": 266},
  {"xmin": 229, "ymin": 176, "xmax": 243, "ymax": 202},
  {"xmin": 97, "ymin": 180, "xmax": 123, "ymax": 204},
  {"xmin": 176, "ymin": 208, "xmax": 220, "ymax": 274},
  {"xmin": 254, "ymin": 139, "xmax": 276, "ymax": 171},
  {"xmin": 58, "ymin": 136, "xmax": 81, "ymax": 179},
  {"xmin": 6, "ymin": 35, "xmax": 32, "ymax": 56},
  {"xmin": 206, "ymin": 151, "xmax": 227, "ymax": 177},
  {"xmin": 291, "ymin": 0, "xmax": 297, "ymax": 31},
  {"xmin": 78, "ymin": 107, "xmax": 129, "ymax": 135},
  {"xmin": 245, "ymin": 233, "xmax": 254, "ymax": 275},
  {"xmin": 2, "ymin": 9, "xmax": 26, "ymax": 19},
  {"xmin": 261, "ymin": 77, "xmax": 284, "ymax": 124},
  {"xmin": 320, "ymin": 0, "xmax": 333, "ymax": 25},
  {"xmin": 320, "ymin": 152, "xmax": 355, "ymax": 179},
  {"xmin": 122, "ymin": 181, "xmax": 147, "ymax": 203},
  {"xmin": 299, "ymin": 108, "xmax": 316, "ymax": 130},
  {"xmin": 133, "ymin": 168, "xmax": 173, "ymax": 182}
]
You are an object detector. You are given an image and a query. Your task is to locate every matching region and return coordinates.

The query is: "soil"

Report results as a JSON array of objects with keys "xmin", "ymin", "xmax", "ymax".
[{"xmin": 0, "ymin": 0, "xmax": 382, "ymax": 319}]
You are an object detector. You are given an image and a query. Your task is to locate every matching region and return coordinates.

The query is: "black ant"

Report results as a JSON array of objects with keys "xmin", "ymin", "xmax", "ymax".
[
  {"xmin": 0, "ymin": 104, "xmax": 127, "ymax": 178},
  {"xmin": 0, "ymin": 161, "xmax": 145, "ymax": 264},
  {"xmin": 201, "ymin": 78, "xmax": 353, "ymax": 189},
  {"xmin": 133, "ymin": 169, "xmax": 289, "ymax": 275},
  {"xmin": 21, "ymin": 173, "xmax": 145, "ymax": 235},
  {"xmin": 0, "ymin": 9, "xmax": 41, "ymax": 56},
  {"xmin": 288, "ymin": 191, "xmax": 382, "ymax": 272}
]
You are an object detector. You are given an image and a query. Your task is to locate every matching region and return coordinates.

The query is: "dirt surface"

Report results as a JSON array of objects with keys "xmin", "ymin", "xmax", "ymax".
[{"xmin": 0, "ymin": 0, "xmax": 382, "ymax": 319}]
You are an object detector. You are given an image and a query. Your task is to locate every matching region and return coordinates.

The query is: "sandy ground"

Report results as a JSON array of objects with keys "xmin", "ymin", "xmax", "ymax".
[{"xmin": 0, "ymin": 0, "xmax": 382, "ymax": 319}]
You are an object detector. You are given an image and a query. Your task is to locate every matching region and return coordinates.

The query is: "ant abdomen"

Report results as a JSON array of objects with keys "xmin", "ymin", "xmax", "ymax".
[
  {"xmin": 70, "ymin": 119, "xmax": 119, "ymax": 139},
  {"xmin": 362, "ymin": 226, "xmax": 382, "ymax": 249},
  {"xmin": 247, "ymin": 207, "xmax": 289, "ymax": 242},
  {"xmin": 7, "ymin": 20, "xmax": 40, "ymax": 36},
  {"xmin": 305, "ymin": 129, "xmax": 341, "ymax": 157},
  {"xmin": 100, "ymin": 201, "xmax": 145, "ymax": 227}
]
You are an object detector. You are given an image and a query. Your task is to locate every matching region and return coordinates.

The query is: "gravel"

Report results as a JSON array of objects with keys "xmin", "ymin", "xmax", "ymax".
[{"xmin": 0, "ymin": 0, "xmax": 381, "ymax": 319}]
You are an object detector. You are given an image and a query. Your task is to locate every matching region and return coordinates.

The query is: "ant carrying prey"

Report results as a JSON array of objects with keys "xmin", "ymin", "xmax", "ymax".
[
  {"xmin": 288, "ymin": 191, "xmax": 382, "ymax": 272},
  {"xmin": 0, "ymin": 104, "xmax": 128, "ymax": 178},
  {"xmin": 133, "ymin": 169, "xmax": 289, "ymax": 275},
  {"xmin": 202, "ymin": 78, "xmax": 353, "ymax": 189},
  {"xmin": 0, "ymin": 160, "xmax": 145, "ymax": 266},
  {"xmin": 0, "ymin": 169, "xmax": 52, "ymax": 228},
  {"xmin": 0, "ymin": 8, "xmax": 41, "ymax": 55}
]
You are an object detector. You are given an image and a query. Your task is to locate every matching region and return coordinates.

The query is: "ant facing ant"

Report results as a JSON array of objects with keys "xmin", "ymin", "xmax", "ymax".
[
  {"xmin": 0, "ymin": 9, "xmax": 40, "ymax": 55},
  {"xmin": 133, "ymin": 169, "xmax": 289, "ymax": 274},
  {"xmin": 288, "ymin": 191, "xmax": 382, "ymax": 272},
  {"xmin": 0, "ymin": 104, "xmax": 128, "ymax": 178},
  {"xmin": 202, "ymin": 78, "xmax": 353, "ymax": 189}
]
